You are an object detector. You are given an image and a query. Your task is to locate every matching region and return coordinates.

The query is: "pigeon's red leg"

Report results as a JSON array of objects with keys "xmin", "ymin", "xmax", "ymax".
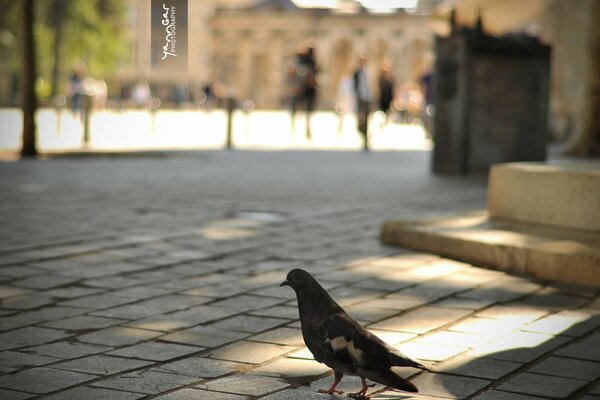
[
  {"xmin": 347, "ymin": 377, "xmax": 373, "ymax": 399},
  {"xmin": 318, "ymin": 371, "xmax": 344, "ymax": 395}
]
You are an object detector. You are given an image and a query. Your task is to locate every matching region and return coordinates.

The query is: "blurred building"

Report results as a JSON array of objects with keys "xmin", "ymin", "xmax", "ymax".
[{"xmin": 120, "ymin": 0, "xmax": 441, "ymax": 109}]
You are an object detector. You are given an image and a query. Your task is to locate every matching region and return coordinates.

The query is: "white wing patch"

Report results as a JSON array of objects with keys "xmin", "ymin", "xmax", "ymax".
[{"xmin": 328, "ymin": 336, "xmax": 365, "ymax": 365}]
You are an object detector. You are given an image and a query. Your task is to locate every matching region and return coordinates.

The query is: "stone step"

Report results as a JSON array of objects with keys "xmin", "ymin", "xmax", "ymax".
[
  {"xmin": 380, "ymin": 212, "xmax": 600, "ymax": 288},
  {"xmin": 488, "ymin": 162, "xmax": 600, "ymax": 232}
]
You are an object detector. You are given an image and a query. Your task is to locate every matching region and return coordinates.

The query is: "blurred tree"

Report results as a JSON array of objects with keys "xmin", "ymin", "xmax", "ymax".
[
  {"xmin": 47, "ymin": 0, "xmax": 70, "ymax": 98},
  {"xmin": 0, "ymin": 0, "xmax": 126, "ymax": 101},
  {"xmin": 45, "ymin": 0, "xmax": 127, "ymax": 97},
  {"xmin": 0, "ymin": 1, "xmax": 20, "ymax": 106},
  {"xmin": 21, "ymin": 0, "xmax": 37, "ymax": 157}
]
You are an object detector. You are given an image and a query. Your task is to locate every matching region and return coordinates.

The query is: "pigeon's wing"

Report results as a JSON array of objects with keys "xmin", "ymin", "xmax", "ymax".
[
  {"xmin": 317, "ymin": 313, "xmax": 420, "ymax": 393},
  {"xmin": 316, "ymin": 312, "xmax": 392, "ymax": 371}
]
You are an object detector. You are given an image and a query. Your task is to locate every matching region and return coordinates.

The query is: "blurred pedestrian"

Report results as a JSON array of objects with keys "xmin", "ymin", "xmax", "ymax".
[
  {"xmin": 201, "ymin": 82, "xmax": 214, "ymax": 109},
  {"xmin": 131, "ymin": 80, "xmax": 151, "ymax": 108},
  {"xmin": 284, "ymin": 64, "xmax": 298, "ymax": 111},
  {"xmin": 335, "ymin": 66, "xmax": 357, "ymax": 135},
  {"xmin": 68, "ymin": 61, "xmax": 86, "ymax": 117},
  {"xmin": 293, "ymin": 46, "xmax": 319, "ymax": 139},
  {"xmin": 420, "ymin": 70, "xmax": 434, "ymax": 137},
  {"xmin": 118, "ymin": 79, "xmax": 130, "ymax": 110},
  {"xmin": 174, "ymin": 83, "xmax": 189, "ymax": 107},
  {"xmin": 353, "ymin": 55, "xmax": 371, "ymax": 150},
  {"xmin": 378, "ymin": 63, "xmax": 395, "ymax": 124},
  {"xmin": 91, "ymin": 79, "xmax": 107, "ymax": 109}
]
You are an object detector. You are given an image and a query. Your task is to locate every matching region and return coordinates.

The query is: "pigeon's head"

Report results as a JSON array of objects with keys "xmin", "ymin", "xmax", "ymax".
[{"xmin": 280, "ymin": 268, "xmax": 315, "ymax": 292}]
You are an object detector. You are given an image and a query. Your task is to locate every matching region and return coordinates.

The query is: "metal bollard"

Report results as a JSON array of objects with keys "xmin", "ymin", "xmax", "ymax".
[
  {"xmin": 54, "ymin": 95, "xmax": 66, "ymax": 137},
  {"xmin": 83, "ymin": 93, "xmax": 94, "ymax": 146},
  {"xmin": 358, "ymin": 100, "xmax": 370, "ymax": 151},
  {"xmin": 150, "ymin": 97, "xmax": 161, "ymax": 136},
  {"xmin": 225, "ymin": 96, "xmax": 236, "ymax": 150}
]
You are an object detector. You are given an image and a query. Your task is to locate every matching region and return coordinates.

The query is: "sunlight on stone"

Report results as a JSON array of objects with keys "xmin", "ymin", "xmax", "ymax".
[
  {"xmin": 400, "ymin": 260, "xmax": 466, "ymax": 280},
  {"xmin": 199, "ymin": 227, "xmax": 260, "ymax": 240},
  {"xmin": 400, "ymin": 341, "xmax": 468, "ymax": 361},
  {"xmin": 469, "ymin": 331, "xmax": 555, "ymax": 358},
  {"xmin": 523, "ymin": 309, "xmax": 598, "ymax": 335},
  {"xmin": 131, "ymin": 320, "xmax": 183, "ymax": 332},
  {"xmin": 477, "ymin": 304, "xmax": 549, "ymax": 324},
  {"xmin": 363, "ymin": 253, "xmax": 439, "ymax": 269},
  {"xmin": 370, "ymin": 329, "xmax": 416, "ymax": 346},
  {"xmin": 415, "ymin": 330, "xmax": 489, "ymax": 348},
  {"xmin": 431, "ymin": 213, "xmax": 488, "ymax": 229},
  {"xmin": 452, "ymin": 229, "xmax": 544, "ymax": 246},
  {"xmin": 449, "ymin": 316, "xmax": 526, "ymax": 337},
  {"xmin": 536, "ymin": 240, "xmax": 599, "ymax": 254},
  {"xmin": 0, "ymin": 286, "xmax": 30, "ymax": 299},
  {"xmin": 288, "ymin": 347, "xmax": 315, "ymax": 360},
  {"xmin": 251, "ymin": 357, "xmax": 330, "ymax": 378},
  {"xmin": 344, "ymin": 257, "xmax": 380, "ymax": 268},
  {"xmin": 199, "ymin": 218, "xmax": 264, "ymax": 240},
  {"xmin": 211, "ymin": 341, "xmax": 294, "ymax": 364}
]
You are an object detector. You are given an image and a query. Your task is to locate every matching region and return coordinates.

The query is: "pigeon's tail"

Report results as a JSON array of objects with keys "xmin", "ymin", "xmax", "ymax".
[
  {"xmin": 365, "ymin": 368, "xmax": 418, "ymax": 393},
  {"xmin": 388, "ymin": 350, "xmax": 428, "ymax": 370}
]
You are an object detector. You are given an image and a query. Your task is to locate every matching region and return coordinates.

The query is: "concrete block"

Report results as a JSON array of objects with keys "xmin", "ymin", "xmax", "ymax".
[
  {"xmin": 488, "ymin": 162, "xmax": 600, "ymax": 231},
  {"xmin": 380, "ymin": 213, "xmax": 600, "ymax": 288}
]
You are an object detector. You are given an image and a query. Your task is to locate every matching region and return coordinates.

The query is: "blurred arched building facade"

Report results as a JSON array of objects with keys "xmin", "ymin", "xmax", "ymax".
[
  {"xmin": 211, "ymin": 1, "xmax": 435, "ymax": 109},
  {"xmin": 120, "ymin": 0, "xmax": 437, "ymax": 109}
]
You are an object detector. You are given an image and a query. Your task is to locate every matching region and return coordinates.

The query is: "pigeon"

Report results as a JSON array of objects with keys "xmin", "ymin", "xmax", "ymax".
[{"xmin": 281, "ymin": 268, "xmax": 426, "ymax": 399}]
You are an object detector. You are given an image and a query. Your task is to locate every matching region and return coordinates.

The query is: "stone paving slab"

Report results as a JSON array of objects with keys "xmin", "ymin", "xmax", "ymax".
[
  {"xmin": 0, "ymin": 151, "xmax": 599, "ymax": 399},
  {"xmin": 51, "ymin": 354, "xmax": 153, "ymax": 375},
  {"xmin": 155, "ymin": 388, "xmax": 249, "ymax": 399},
  {"xmin": 496, "ymin": 372, "xmax": 589, "ymax": 398},
  {"xmin": 151, "ymin": 357, "xmax": 246, "ymax": 379},
  {"xmin": 90, "ymin": 369, "xmax": 198, "ymax": 395},
  {"xmin": 44, "ymin": 386, "xmax": 146, "ymax": 400},
  {"xmin": 199, "ymin": 374, "xmax": 289, "ymax": 396},
  {"xmin": 0, "ymin": 367, "xmax": 97, "ymax": 394}
]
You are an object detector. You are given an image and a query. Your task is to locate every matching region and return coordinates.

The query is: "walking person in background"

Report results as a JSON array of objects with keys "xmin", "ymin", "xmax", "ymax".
[
  {"xmin": 378, "ymin": 62, "xmax": 395, "ymax": 125},
  {"xmin": 68, "ymin": 62, "xmax": 86, "ymax": 118},
  {"xmin": 293, "ymin": 46, "xmax": 319, "ymax": 139},
  {"xmin": 131, "ymin": 80, "xmax": 151, "ymax": 108},
  {"xmin": 353, "ymin": 55, "xmax": 371, "ymax": 151},
  {"xmin": 117, "ymin": 79, "xmax": 130, "ymax": 110},
  {"xmin": 420, "ymin": 69, "xmax": 434, "ymax": 138},
  {"xmin": 335, "ymin": 66, "xmax": 357, "ymax": 136}
]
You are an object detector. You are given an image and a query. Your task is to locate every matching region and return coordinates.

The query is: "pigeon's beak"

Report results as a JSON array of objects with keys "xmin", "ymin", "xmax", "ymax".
[{"xmin": 280, "ymin": 280, "xmax": 290, "ymax": 287}]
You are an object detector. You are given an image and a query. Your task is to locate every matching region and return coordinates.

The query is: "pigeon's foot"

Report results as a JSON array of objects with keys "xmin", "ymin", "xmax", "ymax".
[
  {"xmin": 318, "ymin": 388, "xmax": 344, "ymax": 395},
  {"xmin": 319, "ymin": 371, "xmax": 344, "ymax": 395},
  {"xmin": 346, "ymin": 378, "xmax": 373, "ymax": 399}
]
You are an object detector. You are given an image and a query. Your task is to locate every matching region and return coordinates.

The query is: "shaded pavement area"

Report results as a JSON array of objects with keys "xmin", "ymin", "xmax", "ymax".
[{"xmin": 0, "ymin": 151, "xmax": 598, "ymax": 399}]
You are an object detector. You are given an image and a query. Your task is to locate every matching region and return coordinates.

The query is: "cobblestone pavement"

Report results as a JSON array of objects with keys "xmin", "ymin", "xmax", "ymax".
[{"xmin": 0, "ymin": 151, "xmax": 598, "ymax": 400}]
